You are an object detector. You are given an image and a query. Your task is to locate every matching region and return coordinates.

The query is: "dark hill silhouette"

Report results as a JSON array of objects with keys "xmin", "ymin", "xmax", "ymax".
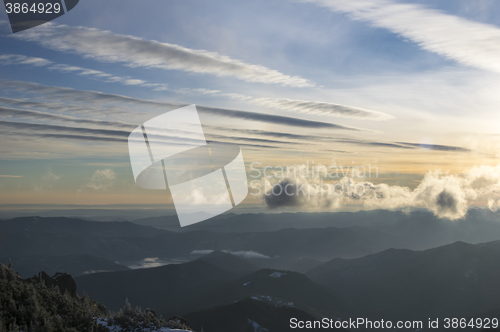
[
  {"xmin": 308, "ymin": 240, "xmax": 500, "ymax": 320},
  {"xmin": 1, "ymin": 254, "xmax": 129, "ymax": 278},
  {"xmin": 75, "ymin": 258, "xmax": 236, "ymax": 318},
  {"xmin": 196, "ymin": 250, "xmax": 259, "ymax": 277},
  {"xmin": 0, "ymin": 216, "xmax": 407, "ymax": 265},
  {"xmin": 217, "ymin": 268, "xmax": 351, "ymax": 318},
  {"xmin": 286, "ymin": 257, "xmax": 323, "ymax": 273},
  {"xmin": 184, "ymin": 298, "xmax": 349, "ymax": 332},
  {"xmin": 76, "ymin": 252, "xmax": 351, "ymax": 320}
]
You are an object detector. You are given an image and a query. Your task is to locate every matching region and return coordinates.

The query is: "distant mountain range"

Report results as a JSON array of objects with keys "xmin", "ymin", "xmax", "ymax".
[
  {"xmin": 0, "ymin": 254, "xmax": 129, "ymax": 278},
  {"xmin": 2, "ymin": 210, "xmax": 500, "ymax": 331},
  {"xmin": 75, "ymin": 241, "xmax": 500, "ymax": 330},
  {"xmin": 75, "ymin": 251, "xmax": 352, "ymax": 320},
  {"xmin": 0, "ymin": 215, "xmax": 407, "ymax": 267},
  {"xmin": 133, "ymin": 209, "xmax": 500, "ymax": 241},
  {"xmin": 307, "ymin": 240, "xmax": 500, "ymax": 321},
  {"xmin": 184, "ymin": 298, "xmax": 348, "ymax": 332}
]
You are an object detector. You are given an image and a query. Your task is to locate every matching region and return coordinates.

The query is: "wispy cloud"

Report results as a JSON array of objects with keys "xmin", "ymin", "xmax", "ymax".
[
  {"xmin": 197, "ymin": 105, "xmax": 362, "ymax": 130},
  {"xmin": 0, "ymin": 53, "xmax": 170, "ymax": 91},
  {"xmin": 0, "ymin": 79, "xmax": 364, "ymax": 130},
  {"xmin": 303, "ymin": 0, "xmax": 500, "ymax": 73},
  {"xmin": 0, "ymin": 54, "xmax": 51, "ymax": 66},
  {"xmin": 207, "ymin": 133, "xmax": 300, "ymax": 146},
  {"xmin": 0, "ymin": 96, "xmax": 126, "ymax": 115},
  {"xmin": 47, "ymin": 64, "xmax": 170, "ymax": 90},
  {"xmin": 396, "ymin": 142, "xmax": 470, "ymax": 152},
  {"xmin": 0, "ymin": 119, "xmax": 286, "ymax": 151},
  {"xmin": 177, "ymin": 89, "xmax": 392, "ymax": 121},
  {"xmin": 34, "ymin": 169, "xmax": 60, "ymax": 192},
  {"xmin": 206, "ymin": 126, "xmax": 470, "ymax": 152},
  {"xmin": 250, "ymin": 97, "xmax": 393, "ymax": 120},
  {"xmin": 85, "ymin": 169, "xmax": 116, "ymax": 191},
  {"xmin": 0, "ymin": 106, "xmax": 134, "ymax": 129},
  {"xmin": 13, "ymin": 23, "xmax": 314, "ymax": 87},
  {"xmin": 1, "ymin": 55, "xmax": 392, "ymax": 121},
  {"xmin": 0, "ymin": 120, "xmax": 131, "ymax": 138}
]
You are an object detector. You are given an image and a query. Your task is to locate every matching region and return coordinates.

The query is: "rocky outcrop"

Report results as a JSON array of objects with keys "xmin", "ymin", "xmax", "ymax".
[
  {"xmin": 167, "ymin": 315, "xmax": 192, "ymax": 330},
  {"xmin": 25, "ymin": 271, "xmax": 78, "ymax": 298}
]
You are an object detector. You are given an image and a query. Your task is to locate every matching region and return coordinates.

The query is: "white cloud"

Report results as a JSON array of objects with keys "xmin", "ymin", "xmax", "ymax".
[
  {"xmin": 0, "ymin": 54, "xmax": 170, "ymax": 91},
  {"xmin": 0, "ymin": 54, "xmax": 51, "ymax": 67},
  {"xmin": 190, "ymin": 249, "xmax": 270, "ymax": 259},
  {"xmin": 13, "ymin": 23, "xmax": 314, "ymax": 87},
  {"xmin": 251, "ymin": 97, "xmax": 393, "ymax": 120},
  {"xmin": 260, "ymin": 163, "xmax": 500, "ymax": 220},
  {"xmin": 224, "ymin": 250, "xmax": 271, "ymax": 259},
  {"xmin": 191, "ymin": 250, "xmax": 214, "ymax": 255},
  {"xmin": 0, "ymin": 79, "xmax": 365, "ymax": 130},
  {"xmin": 175, "ymin": 88, "xmax": 392, "ymax": 120},
  {"xmin": 126, "ymin": 257, "xmax": 185, "ymax": 269},
  {"xmin": 85, "ymin": 169, "xmax": 116, "ymax": 191},
  {"xmin": 303, "ymin": 0, "xmax": 500, "ymax": 74},
  {"xmin": 0, "ymin": 54, "xmax": 391, "ymax": 121},
  {"xmin": 34, "ymin": 169, "xmax": 60, "ymax": 192}
]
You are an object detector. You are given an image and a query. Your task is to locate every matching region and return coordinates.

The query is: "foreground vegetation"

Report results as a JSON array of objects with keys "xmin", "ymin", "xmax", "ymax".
[{"xmin": 0, "ymin": 264, "xmax": 192, "ymax": 332}]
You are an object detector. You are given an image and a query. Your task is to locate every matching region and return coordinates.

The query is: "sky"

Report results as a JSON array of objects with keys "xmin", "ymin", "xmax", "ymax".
[{"xmin": 1, "ymin": 0, "xmax": 500, "ymax": 219}]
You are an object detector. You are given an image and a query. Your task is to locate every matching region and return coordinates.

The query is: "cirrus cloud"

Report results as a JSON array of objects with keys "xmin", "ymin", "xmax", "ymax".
[
  {"xmin": 13, "ymin": 23, "xmax": 314, "ymax": 87},
  {"xmin": 251, "ymin": 97, "xmax": 393, "ymax": 120},
  {"xmin": 303, "ymin": 0, "xmax": 500, "ymax": 74}
]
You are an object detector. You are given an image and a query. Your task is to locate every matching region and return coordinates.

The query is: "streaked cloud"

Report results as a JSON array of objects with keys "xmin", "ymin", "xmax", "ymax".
[
  {"xmin": 198, "ymin": 105, "xmax": 362, "ymax": 130},
  {"xmin": 207, "ymin": 133, "xmax": 300, "ymax": 146},
  {"xmin": 1, "ymin": 56, "xmax": 391, "ymax": 121},
  {"xmin": 180, "ymin": 90, "xmax": 392, "ymax": 121},
  {"xmin": 0, "ymin": 79, "xmax": 363, "ymax": 130},
  {"xmin": 0, "ymin": 120, "xmax": 131, "ymax": 138},
  {"xmin": 303, "ymin": 0, "xmax": 500, "ymax": 73},
  {"xmin": 0, "ymin": 54, "xmax": 51, "ymax": 67},
  {"xmin": 48, "ymin": 64, "xmax": 170, "ymax": 90},
  {"xmin": 396, "ymin": 142, "xmax": 470, "ymax": 152},
  {"xmin": 0, "ymin": 119, "xmax": 286, "ymax": 151},
  {"xmin": 206, "ymin": 126, "xmax": 470, "ymax": 152},
  {"xmin": 0, "ymin": 96, "xmax": 126, "ymax": 115},
  {"xmin": 251, "ymin": 97, "xmax": 393, "ymax": 120},
  {"xmin": 0, "ymin": 53, "xmax": 170, "ymax": 91},
  {"xmin": 13, "ymin": 23, "xmax": 314, "ymax": 87},
  {"xmin": 0, "ymin": 106, "xmax": 134, "ymax": 129}
]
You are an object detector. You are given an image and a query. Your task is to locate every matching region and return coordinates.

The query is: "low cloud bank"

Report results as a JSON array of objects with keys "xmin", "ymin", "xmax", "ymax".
[
  {"xmin": 259, "ymin": 164, "xmax": 500, "ymax": 220},
  {"xmin": 191, "ymin": 250, "xmax": 271, "ymax": 259}
]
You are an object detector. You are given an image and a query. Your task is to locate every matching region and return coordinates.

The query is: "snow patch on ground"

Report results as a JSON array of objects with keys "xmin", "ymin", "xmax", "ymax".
[
  {"xmin": 270, "ymin": 272, "xmax": 286, "ymax": 278},
  {"xmin": 248, "ymin": 319, "xmax": 269, "ymax": 332},
  {"xmin": 95, "ymin": 318, "xmax": 191, "ymax": 332},
  {"xmin": 250, "ymin": 295, "xmax": 293, "ymax": 307}
]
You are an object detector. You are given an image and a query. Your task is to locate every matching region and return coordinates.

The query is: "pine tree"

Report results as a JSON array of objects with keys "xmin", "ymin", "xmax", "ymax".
[
  {"xmin": 7, "ymin": 258, "xmax": 11, "ymax": 269},
  {"xmin": 123, "ymin": 298, "xmax": 132, "ymax": 315}
]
